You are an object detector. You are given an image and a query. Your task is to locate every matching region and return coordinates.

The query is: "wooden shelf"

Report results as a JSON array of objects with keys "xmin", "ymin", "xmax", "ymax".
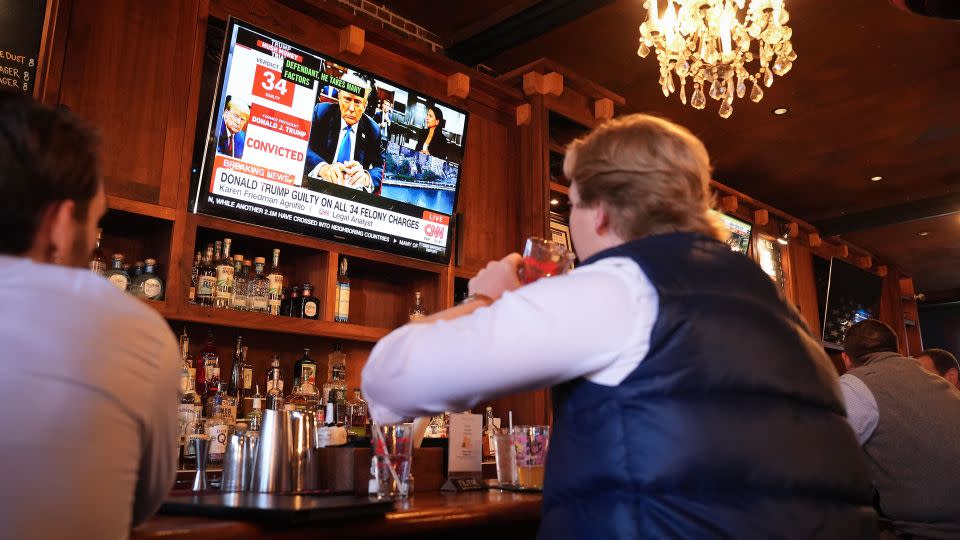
[
  {"xmin": 549, "ymin": 182, "xmax": 570, "ymax": 195},
  {"xmin": 107, "ymin": 195, "xmax": 176, "ymax": 221},
  {"xmin": 157, "ymin": 303, "xmax": 391, "ymax": 343}
]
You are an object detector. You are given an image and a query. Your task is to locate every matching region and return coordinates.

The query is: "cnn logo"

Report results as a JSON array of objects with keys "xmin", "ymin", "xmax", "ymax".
[{"xmin": 424, "ymin": 223, "xmax": 445, "ymax": 240}]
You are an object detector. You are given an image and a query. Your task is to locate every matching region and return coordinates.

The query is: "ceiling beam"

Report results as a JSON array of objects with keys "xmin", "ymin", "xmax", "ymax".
[
  {"xmin": 814, "ymin": 192, "xmax": 960, "ymax": 235},
  {"xmin": 446, "ymin": 0, "xmax": 615, "ymax": 66}
]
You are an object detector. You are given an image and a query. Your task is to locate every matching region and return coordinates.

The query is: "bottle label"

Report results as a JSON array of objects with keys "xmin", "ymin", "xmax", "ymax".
[
  {"xmin": 188, "ymin": 367, "xmax": 196, "ymax": 379},
  {"xmin": 251, "ymin": 296, "xmax": 268, "ymax": 310},
  {"xmin": 216, "ymin": 266, "xmax": 235, "ymax": 298},
  {"xmin": 90, "ymin": 260, "xmax": 106, "ymax": 275},
  {"xmin": 231, "ymin": 293, "xmax": 248, "ymax": 308},
  {"xmin": 267, "ymin": 379, "xmax": 284, "ymax": 393},
  {"xmin": 198, "ymin": 276, "xmax": 216, "ymax": 297},
  {"xmin": 222, "ymin": 404, "xmax": 238, "ymax": 420},
  {"xmin": 253, "ymin": 398, "xmax": 262, "ymax": 409},
  {"xmin": 301, "ymin": 365, "xmax": 316, "ymax": 386},
  {"xmin": 304, "ymin": 302, "xmax": 318, "ymax": 318},
  {"xmin": 205, "ymin": 365, "xmax": 214, "ymax": 381},
  {"xmin": 208, "ymin": 424, "xmax": 229, "ymax": 455},
  {"xmin": 108, "ymin": 274, "xmax": 128, "ymax": 291},
  {"xmin": 143, "ymin": 278, "xmax": 162, "ymax": 299},
  {"xmin": 335, "ymin": 284, "xmax": 350, "ymax": 321},
  {"xmin": 242, "ymin": 368, "xmax": 253, "ymax": 389}
]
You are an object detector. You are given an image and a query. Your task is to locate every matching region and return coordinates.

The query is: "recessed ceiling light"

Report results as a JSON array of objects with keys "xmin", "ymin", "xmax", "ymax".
[
  {"xmin": 550, "ymin": 199, "xmax": 560, "ymax": 206},
  {"xmin": 773, "ymin": 108, "xmax": 788, "ymax": 115},
  {"xmin": 870, "ymin": 176, "xmax": 883, "ymax": 182},
  {"xmin": 919, "ymin": 231, "xmax": 930, "ymax": 236}
]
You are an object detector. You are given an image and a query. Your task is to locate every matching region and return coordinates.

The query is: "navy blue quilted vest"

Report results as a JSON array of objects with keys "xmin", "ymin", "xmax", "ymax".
[{"xmin": 538, "ymin": 233, "xmax": 876, "ymax": 539}]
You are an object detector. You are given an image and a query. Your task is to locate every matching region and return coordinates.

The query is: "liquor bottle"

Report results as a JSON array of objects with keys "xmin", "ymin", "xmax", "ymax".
[
  {"xmin": 265, "ymin": 354, "xmax": 284, "ymax": 395},
  {"xmin": 196, "ymin": 246, "xmax": 217, "ymax": 306},
  {"xmin": 248, "ymin": 257, "xmax": 270, "ymax": 313},
  {"xmin": 282, "ymin": 286, "xmax": 299, "ymax": 317},
  {"xmin": 482, "ymin": 406, "xmax": 496, "ymax": 458},
  {"xmin": 182, "ymin": 406, "xmax": 205, "ymax": 467},
  {"xmin": 178, "ymin": 363, "xmax": 201, "ymax": 460},
  {"xmin": 179, "ymin": 327, "xmax": 193, "ymax": 380},
  {"xmin": 266, "ymin": 248, "xmax": 284, "ymax": 316},
  {"xmin": 247, "ymin": 385, "xmax": 264, "ymax": 431},
  {"xmin": 324, "ymin": 344, "xmax": 348, "ymax": 423},
  {"xmin": 299, "ymin": 284, "xmax": 320, "ymax": 320},
  {"xmin": 228, "ymin": 336, "xmax": 245, "ymax": 419},
  {"xmin": 203, "ymin": 365, "xmax": 222, "ymax": 413},
  {"xmin": 214, "ymin": 238, "xmax": 235, "ymax": 309},
  {"xmin": 105, "ymin": 254, "xmax": 131, "ymax": 292},
  {"xmin": 294, "ymin": 348, "xmax": 318, "ymax": 388},
  {"xmin": 188, "ymin": 250, "xmax": 201, "ymax": 304},
  {"xmin": 285, "ymin": 379, "xmax": 320, "ymax": 413},
  {"xmin": 346, "ymin": 388, "xmax": 369, "ymax": 437},
  {"xmin": 409, "ymin": 291, "xmax": 428, "ymax": 321},
  {"xmin": 207, "ymin": 381, "xmax": 237, "ymax": 424},
  {"xmin": 89, "ymin": 228, "xmax": 106, "ymax": 275},
  {"xmin": 334, "ymin": 257, "xmax": 350, "ymax": 323},
  {"xmin": 131, "ymin": 258, "xmax": 164, "ymax": 300},
  {"xmin": 230, "ymin": 255, "xmax": 248, "ymax": 310},
  {"xmin": 197, "ymin": 330, "xmax": 219, "ymax": 395},
  {"xmin": 206, "ymin": 385, "xmax": 234, "ymax": 463}
]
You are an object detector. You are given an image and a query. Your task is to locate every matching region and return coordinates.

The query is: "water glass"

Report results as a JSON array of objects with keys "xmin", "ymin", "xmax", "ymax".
[
  {"xmin": 493, "ymin": 428, "xmax": 518, "ymax": 487},
  {"xmin": 372, "ymin": 423, "xmax": 414, "ymax": 499},
  {"xmin": 512, "ymin": 425, "xmax": 550, "ymax": 489},
  {"xmin": 519, "ymin": 237, "xmax": 575, "ymax": 284}
]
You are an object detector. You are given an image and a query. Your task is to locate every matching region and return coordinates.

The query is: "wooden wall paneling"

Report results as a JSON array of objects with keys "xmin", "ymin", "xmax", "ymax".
[
  {"xmin": 543, "ymin": 91, "xmax": 598, "ymax": 130},
  {"xmin": 322, "ymin": 250, "xmax": 341, "ymax": 322},
  {"xmin": 879, "ymin": 265, "xmax": 909, "ymax": 355},
  {"xmin": 439, "ymin": 266, "xmax": 455, "ymax": 310},
  {"xmin": 34, "ymin": 0, "xmax": 72, "ymax": 105},
  {"xmin": 57, "ymin": 0, "xmax": 198, "ymax": 205},
  {"xmin": 787, "ymin": 241, "xmax": 822, "ymax": 337},
  {"xmin": 518, "ymin": 95, "xmax": 548, "ymax": 240}
]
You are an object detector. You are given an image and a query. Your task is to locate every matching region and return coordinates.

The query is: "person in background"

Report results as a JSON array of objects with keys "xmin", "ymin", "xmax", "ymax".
[
  {"xmin": 0, "ymin": 92, "xmax": 180, "ymax": 540},
  {"xmin": 374, "ymin": 96, "xmax": 393, "ymax": 141},
  {"xmin": 363, "ymin": 113, "xmax": 876, "ymax": 539},
  {"xmin": 840, "ymin": 320, "xmax": 960, "ymax": 539},
  {"xmin": 216, "ymin": 96, "xmax": 249, "ymax": 158},
  {"xmin": 915, "ymin": 348, "xmax": 960, "ymax": 389},
  {"xmin": 414, "ymin": 104, "xmax": 449, "ymax": 161}
]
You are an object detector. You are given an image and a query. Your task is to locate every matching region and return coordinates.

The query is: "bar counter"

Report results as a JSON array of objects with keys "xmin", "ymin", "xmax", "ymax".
[{"xmin": 132, "ymin": 489, "xmax": 542, "ymax": 540}]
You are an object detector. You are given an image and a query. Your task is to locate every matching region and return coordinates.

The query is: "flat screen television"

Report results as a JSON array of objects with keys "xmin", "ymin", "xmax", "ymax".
[
  {"xmin": 192, "ymin": 18, "xmax": 469, "ymax": 263},
  {"xmin": 716, "ymin": 212, "xmax": 752, "ymax": 255},
  {"xmin": 821, "ymin": 257, "xmax": 883, "ymax": 347}
]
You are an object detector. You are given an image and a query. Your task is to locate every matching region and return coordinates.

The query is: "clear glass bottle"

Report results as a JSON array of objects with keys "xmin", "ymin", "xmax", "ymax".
[
  {"xmin": 294, "ymin": 348, "xmax": 317, "ymax": 388},
  {"xmin": 483, "ymin": 406, "xmax": 496, "ymax": 458},
  {"xmin": 409, "ymin": 291, "xmax": 427, "ymax": 321},
  {"xmin": 248, "ymin": 257, "xmax": 270, "ymax": 313},
  {"xmin": 334, "ymin": 257, "xmax": 350, "ymax": 323},
  {"xmin": 89, "ymin": 228, "xmax": 106, "ymax": 276},
  {"xmin": 178, "ymin": 364, "xmax": 201, "ymax": 461},
  {"xmin": 198, "ymin": 330, "xmax": 219, "ymax": 397},
  {"xmin": 215, "ymin": 238, "xmax": 235, "ymax": 309},
  {"xmin": 247, "ymin": 385, "xmax": 264, "ymax": 431},
  {"xmin": 285, "ymin": 379, "xmax": 321, "ymax": 413},
  {"xmin": 265, "ymin": 354, "xmax": 285, "ymax": 403},
  {"xmin": 300, "ymin": 284, "xmax": 320, "ymax": 320},
  {"xmin": 266, "ymin": 248, "xmax": 284, "ymax": 316},
  {"xmin": 207, "ymin": 381, "xmax": 237, "ymax": 424},
  {"xmin": 205, "ymin": 387, "xmax": 234, "ymax": 464},
  {"xmin": 346, "ymin": 388, "xmax": 368, "ymax": 437},
  {"xmin": 228, "ymin": 336, "xmax": 245, "ymax": 419},
  {"xmin": 131, "ymin": 258, "xmax": 164, "ymax": 300},
  {"xmin": 188, "ymin": 250, "xmax": 201, "ymax": 304},
  {"xmin": 230, "ymin": 255, "xmax": 248, "ymax": 310},
  {"xmin": 105, "ymin": 253, "xmax": 130, "ymax": 292},
  {"xmin": 196, "ymin": 246, "xmax": 217, "ymax": 306},
  {"xmin": 323, "ymin": 344, "xmax": 347, "ymax": 423}
]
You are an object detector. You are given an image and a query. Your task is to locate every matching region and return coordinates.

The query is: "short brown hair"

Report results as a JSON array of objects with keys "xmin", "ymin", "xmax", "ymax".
[
  {"xmin": 843, "ymin": 319, "xmax": 899, "ymax": 365},
  {"xmin": 917, "ymin": 349, "xmax": 960, "ymax": 376},
  {"xmin": 0, "ymin": 91, "xmax": 100, "ymax": 254},
  {"xmin": 563, "ymin": 113, "xmax": 726, "ymax": 242}
]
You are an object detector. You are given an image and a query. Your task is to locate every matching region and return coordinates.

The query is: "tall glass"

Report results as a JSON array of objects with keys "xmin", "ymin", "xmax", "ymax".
[
  {"xmin": 372, "ymin": 423, "xmax": 414, "ymax": 499},
  {"xmin": 519, "ymin": 237, "xmax": 575, "ymax": 284},
  {"xmin": 493, "ymin": 428, "xmax": 518, "ymax": 487},
  {"xmin": 512, "ymin": 425, "xmax": 550, "ymax": 489}
]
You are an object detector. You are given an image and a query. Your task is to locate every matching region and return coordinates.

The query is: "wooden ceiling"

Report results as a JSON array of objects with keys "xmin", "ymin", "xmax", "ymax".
[{"xmin": 381, "ymin": 0, "xmax": 960, "ymax": 294}]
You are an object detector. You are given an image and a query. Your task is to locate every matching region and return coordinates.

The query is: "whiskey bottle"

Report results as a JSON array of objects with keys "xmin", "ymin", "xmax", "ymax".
[
  {"xmin": 483, "ymin": 406, "xmax": 496, "ymax": 458},
  {"xmin": 214, "ymin": 238, "xmax": 235, "ymax": 309},
  {"xmin": 265, "ymin": 354, "xmax": 284, "ymax": 395},
  {"xmin": 266, "ymin": 248, "xmax": 284, "ymax": 316},
  {"xmin": 89, "ymin": 228, "xmax": 106, "ymax": 276},
  {"xmin": 131, "ymin": 261, "xmax": 145, "ymax": 280},
  {"xmin": 346, "ymin": 388, "xmax": 369, "ymax": 437},
  {"xmin": 131, "ymin": 258, "xmax": 164, "ymax": 300},
  {"xmin": 294, "ymin": 348, "xmax": 318, "ymax": 388},
  {"xmin": 282, "ymin": 286, "xmax": 299, "ymax": 317},
  {"xmin": 104, "ymin": 254, "xmax": 131, "ymax": 292},
  {"xmin": 228, "ymin": 336, "xmax": 245, "ymax": 419},
  {"xmin": 285, "ymin": 378, "xmax": 321, "ymax": 413},
  {"xmin": 248, "ymin": 257, "xmax": 270, "ymax": 313},
  {"xmin": 178, "ymin": 327, "xmax": 193, "ymax": 379},
  {"xmin": 334, "ymin": 257, "xmax": 350, "ymax": 323},
  {"xmin": 178, "ymin": 364, "xmax": 201, "ymax": 458},
  {"xmin": 230, "ymin": 255, "xmax": 248, "ymax": 310},
  {"xmin": 196, "ymin": 246, "xmax": 217, "ymax": 306},
  {"xmin": 299, "ymin": 284, "xmax": 320, "ymax": 320},
  {"xmin": 198, "ymin": 330, "xmax": 219, "ymax": 396},
  {"xmin": 206, "ymin": 380, "xmax": 237, "ymax": 423},
  {"xmin": 188, "ymin": 250, "xmax": 201, "ymax": 304},
  {"xmin": 205, "ymin": 387, "xmax": 234, "ymax": 463},
  {"xmin": 409, "ymin": 291, "xmax": 428, "ymax": 321}
]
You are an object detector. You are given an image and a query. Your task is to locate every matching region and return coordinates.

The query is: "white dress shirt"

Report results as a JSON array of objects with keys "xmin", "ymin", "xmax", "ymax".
[
  {"xmin": 361, "ymin": 257, "xmax": 659, "ymax": 425},
  {"xmin": 0, "ymin": 256, "xmax": 180, "ymax": 539},
  {"xmin": 839, "ymin": 373, "xmax": 880, "ymax": 445}
]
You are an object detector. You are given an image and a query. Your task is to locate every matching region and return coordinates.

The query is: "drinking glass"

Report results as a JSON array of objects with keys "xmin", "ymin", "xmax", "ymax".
[
  {"xmin": 519, "ymin": 237, "xmax": 575, "ymax": 284},
  {"xmin": 493, "ymin": 428, "xmax": 518, "ymax": 487},
  {"xmin": 372, "ymin": 422, "xmax": 414, "ymax": 499},
  {"xmin": 512, "ymin": 425, "xmax": 550, "ymax": 489}
]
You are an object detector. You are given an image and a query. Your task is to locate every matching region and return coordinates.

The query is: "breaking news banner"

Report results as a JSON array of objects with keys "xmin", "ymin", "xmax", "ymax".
[{"xmin": 193, "ymin": 18, "xmax": 468, "ymax": 264}]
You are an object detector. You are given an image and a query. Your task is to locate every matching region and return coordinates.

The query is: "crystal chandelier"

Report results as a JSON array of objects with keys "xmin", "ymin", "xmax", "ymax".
[{"xmin": 637, "ymin": 0, "xmax": 797, "ymax": 118}]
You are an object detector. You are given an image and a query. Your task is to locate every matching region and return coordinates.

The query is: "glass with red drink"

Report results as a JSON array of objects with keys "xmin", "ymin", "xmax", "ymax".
[{"xmin": 519, "ymin": 237, "xmax": 575, "ymax": 284}]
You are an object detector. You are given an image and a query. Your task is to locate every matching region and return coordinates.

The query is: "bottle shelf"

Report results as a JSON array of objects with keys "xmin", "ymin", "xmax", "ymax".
[
  {"xmin": 549, "ymin": 182, "xmax": 570, "ymax": 195},
  {"xmin": 106, "ymin": 195, "xmax": 177, "ymax": 221},
  {"xmin": 158, "ymin": 303, "xmax": 391, "ymax": 343}
]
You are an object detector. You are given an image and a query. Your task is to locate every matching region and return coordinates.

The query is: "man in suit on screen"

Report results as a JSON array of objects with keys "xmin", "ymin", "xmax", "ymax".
[
  {"xmin": 303, "ymin": 72, "xmax": 384, "ymax": 194},
  {"xmin": 216, "ymin": 97, "xmax": 249, "ymax": 159}
]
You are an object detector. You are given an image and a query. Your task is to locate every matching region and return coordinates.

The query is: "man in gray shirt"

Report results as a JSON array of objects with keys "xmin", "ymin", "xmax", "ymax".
[
  {"xmin": 840, "ymin": 319, "xmax": 960, "ymax": 539},
  {"xmin": 0, "ymin": 93, "xmax": 180, "ymax": 539}
]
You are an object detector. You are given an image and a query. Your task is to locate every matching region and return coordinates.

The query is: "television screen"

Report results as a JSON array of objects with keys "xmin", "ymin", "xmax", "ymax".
[
  {"xmin": 821, "ymin": 258, "xmax": 883, "ymax": 347},
  {"xmin": 716, "ymin": 213, "xmax": 752, "ymax": 255},
  {"xmin": 191, "ymin": 18, "xmax": 469, "ymax": 263}
]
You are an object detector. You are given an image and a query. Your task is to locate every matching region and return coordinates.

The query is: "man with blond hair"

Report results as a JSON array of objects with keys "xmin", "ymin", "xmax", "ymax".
[{"xmin": 363, "ymin": 114, "xmax": 876, "ymax": 538}]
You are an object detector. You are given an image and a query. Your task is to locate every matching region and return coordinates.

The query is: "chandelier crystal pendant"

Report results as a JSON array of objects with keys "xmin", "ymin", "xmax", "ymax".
[{"xmin": 637, "ymin": 0, "xmax": 796, "ymax": 118}]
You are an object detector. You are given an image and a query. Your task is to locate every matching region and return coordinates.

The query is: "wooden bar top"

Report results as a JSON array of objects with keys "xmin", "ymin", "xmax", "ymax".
[{"xmin": 132, "ymin": 489, "xmax": 542, "ymax": 539}]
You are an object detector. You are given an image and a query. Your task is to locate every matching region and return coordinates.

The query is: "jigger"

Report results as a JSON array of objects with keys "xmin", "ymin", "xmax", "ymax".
[{"xmin": 190, "ymin": 435, "xmax": 211, "ymax": 492}]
